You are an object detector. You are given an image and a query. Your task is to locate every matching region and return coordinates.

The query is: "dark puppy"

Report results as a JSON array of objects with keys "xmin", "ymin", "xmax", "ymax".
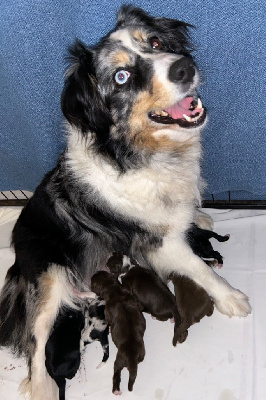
[
  {"xmin": 171, "ymin": 273, "xmax": 214, "ymax": 346},
  {"xmin": 91, "ymin": 271, "xmax": 146, "ymax": 395},
  {"xmin": 45, "ymin": 307, "xmax": 85, "ymax": 400},
  {"xmin": 186, "ymin": 223, "xmax": 230, "ymax": 267},
  {"xmin": 107, "ymin": 253, "xmax": 182, "ymax": 344},
  {"xmin": 81, "ymin": 296, "xmax": 109, "ymax": 369}
]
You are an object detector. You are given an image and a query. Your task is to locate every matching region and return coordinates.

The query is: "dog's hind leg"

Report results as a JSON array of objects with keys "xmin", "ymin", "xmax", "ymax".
[
  {"xmin": 96, "ymin": 329, "xmax": 109, "ymax": 369},
  {"xmin": 20, "ymin": 265, "xmax": 77, "ymax": 400},
  {"xmin": 211, "ymin": 232, "xmax": 230, "ymax": 242},
  {"xmin": 149, "ymin": 237, "xmax": 251, "ymax": 318},
  {"xmin": 128, "ymin": 364, "xmax": 138, "ymax": 392}
]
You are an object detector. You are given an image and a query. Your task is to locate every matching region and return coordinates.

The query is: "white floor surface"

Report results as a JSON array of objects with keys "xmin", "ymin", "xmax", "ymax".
[{"xmin": 0, "ymin": 207, "xmax": 265, "ymax": 400}]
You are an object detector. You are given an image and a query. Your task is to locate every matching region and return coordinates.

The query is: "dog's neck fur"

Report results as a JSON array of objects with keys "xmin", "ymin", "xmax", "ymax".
[{"xmin": 66, "ymin": 125, "xmax": 203, "ymax": 232}]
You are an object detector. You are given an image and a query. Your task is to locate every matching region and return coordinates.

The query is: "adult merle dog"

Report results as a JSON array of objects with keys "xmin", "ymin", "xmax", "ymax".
[{"xmin": 0, "ymin": 6, "xmax": 251, "ymax": 400}]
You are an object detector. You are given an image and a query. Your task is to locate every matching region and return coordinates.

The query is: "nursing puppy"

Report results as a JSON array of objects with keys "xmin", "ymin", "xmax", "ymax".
[
  {"xmin": 0, "ymin": 5, "xmax": 251, "ymax": 399},
  {"xmin": 186, "ymin": 223, "xmax": 230, "ymax": 267},
  {"xmin": 81, "ymin": 297, "xmax": 109, "ymax": 369},
  {"xmin": 171, "ymin": 273, "xmax": 214, "ymax": 345},
  {"xmin": 107, "ymin": 253, "xmax": 183, "ymax": 343},
  {"xmin": 91, "ymin": 271, "xmax": 146, "ymax": 395},
  {"xmin": 45, "ymin": 307, "xmax": 85, "ymax": 400}
]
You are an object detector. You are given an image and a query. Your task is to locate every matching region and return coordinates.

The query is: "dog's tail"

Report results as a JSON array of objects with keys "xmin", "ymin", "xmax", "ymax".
[{"xmin": 0, "ymin": 263, "xmax": 33, "ymax": 357}]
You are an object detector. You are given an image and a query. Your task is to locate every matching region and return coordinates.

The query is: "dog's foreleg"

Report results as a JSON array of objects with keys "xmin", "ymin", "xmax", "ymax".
[
  {"xmin": 149, "ymin": 238, "xmax": 251, "ymax": 318},
  {"xmin": 20, "ymin": 265, "xmax": 77, "ymax": 400}
]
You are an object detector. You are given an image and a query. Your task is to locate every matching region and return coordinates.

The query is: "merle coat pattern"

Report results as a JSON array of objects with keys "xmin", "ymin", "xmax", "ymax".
[{"xmin": 0, "ymin": 6, "xmax": 251, "ymax": 400}]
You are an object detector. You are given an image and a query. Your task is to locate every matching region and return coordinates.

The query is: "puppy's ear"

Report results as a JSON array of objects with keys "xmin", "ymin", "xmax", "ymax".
[{"xmin": 61, "ymin": 39, "xmax": 112, "ymax": 134}]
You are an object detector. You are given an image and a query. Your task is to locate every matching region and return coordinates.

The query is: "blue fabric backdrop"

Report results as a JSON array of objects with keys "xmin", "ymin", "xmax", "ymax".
[{"xmin": 1, "ymin": 0, "xmax": 265, "ymax": 200}]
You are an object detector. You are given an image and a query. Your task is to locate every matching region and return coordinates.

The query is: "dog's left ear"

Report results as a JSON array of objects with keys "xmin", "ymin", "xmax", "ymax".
[{"xmin": 61, "ymin": 39, "xmax": 112, "ymax": 135}]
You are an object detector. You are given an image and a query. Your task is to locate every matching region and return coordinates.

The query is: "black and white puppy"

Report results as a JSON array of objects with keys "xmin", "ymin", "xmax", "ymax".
[
  {"xmin": 107, "ymin": 252, "xmax": 183, "ymax": 345},
  {"xmin": 81, "ymin": 296, "xmax": 109, "ymax": 369},
  {"xmin": 186, "ymin": 223, "xmax": 230, "ymax": 267},
  {"xmin": 45, "ymin": 307, "xmax": 85, "ymax": 400}
]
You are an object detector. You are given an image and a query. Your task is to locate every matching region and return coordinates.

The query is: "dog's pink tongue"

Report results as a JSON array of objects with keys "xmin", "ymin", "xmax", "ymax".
[{"xmin": 164, "ymin": 96, "xmax": 194, "ymax": 119}]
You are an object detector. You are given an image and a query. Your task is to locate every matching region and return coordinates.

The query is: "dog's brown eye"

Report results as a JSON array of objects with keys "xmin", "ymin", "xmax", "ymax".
[{"xmin": 150, "ymin": 37, "xmax": 163, "ymax": 50}]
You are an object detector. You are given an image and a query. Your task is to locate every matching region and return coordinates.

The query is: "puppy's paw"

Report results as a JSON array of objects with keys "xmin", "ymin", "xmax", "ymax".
[
  {"xmin": 215, "ymin": 289, "xmax": 252, "ymax": 317},
  {"xmin": 173, "ymin": 330, "xmax": 188, "ymax": 346},
  {"xmin": 113, "ymin": 390, "xmax": 122, "ymax": 395}
]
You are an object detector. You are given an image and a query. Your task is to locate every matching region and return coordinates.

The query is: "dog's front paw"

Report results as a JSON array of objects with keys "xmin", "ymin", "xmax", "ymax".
[{"xmin": 215, "ymin": 289, "xmax": 252, "ymax": 317}]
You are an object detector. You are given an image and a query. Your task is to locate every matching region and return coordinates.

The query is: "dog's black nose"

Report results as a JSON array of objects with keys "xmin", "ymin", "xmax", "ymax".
[{"xmin": 168, "ymin": 57, "xmax": 195, "ymax": 84}]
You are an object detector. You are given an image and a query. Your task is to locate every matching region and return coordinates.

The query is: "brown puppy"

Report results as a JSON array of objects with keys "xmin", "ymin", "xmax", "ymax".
[
  {"xmin": 107, "ymin": 253, "xmax": 182, "ymax": 345},
  {"xmin": 171, "ymin": 273, "xmax": 214, "ymax": 346},
  {"xmin": 91, "ymin": 271, "xmax": 146, "ymax": 395}
]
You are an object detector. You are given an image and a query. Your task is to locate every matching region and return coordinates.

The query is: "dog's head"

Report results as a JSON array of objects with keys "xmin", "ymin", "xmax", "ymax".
[{"xmin": 62, "ymin": 5, "xmax": 207, "ymax": 169}]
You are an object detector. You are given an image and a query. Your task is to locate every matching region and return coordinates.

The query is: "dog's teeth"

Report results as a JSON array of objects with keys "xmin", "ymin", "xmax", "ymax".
[
  {"xmin": 197, "ymin": 98, "xmax": 202, "ymax": 109},
  {"xmin": 154, "ymin": 110, "xmax": 169, "ymax": 117},
  {"xmin": 198, "ymin": 108, "xmax": 204, "ymax": 117},
  {"xmin": 183, "ymin": 114, "xmax": 193, "ymax": 122}
]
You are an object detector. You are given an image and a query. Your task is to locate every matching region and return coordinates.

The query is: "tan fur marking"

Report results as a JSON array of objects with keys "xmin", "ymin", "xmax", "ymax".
[
  {"xmin": 111, "ymin": 51, "xmax": 130, "ymax": 66},
  {"xmin": 132, "ymin": 29, "xmax": 147, "ymax": 43},
  {"xmin": 128, "ymin": 78, "xmax": 193, "ymax": 153}
]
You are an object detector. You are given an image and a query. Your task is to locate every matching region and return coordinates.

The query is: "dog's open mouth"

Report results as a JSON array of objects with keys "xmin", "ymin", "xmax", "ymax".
[{"xmin": 149, "ymin": 96, "xmax": 206, "ymax": 128}]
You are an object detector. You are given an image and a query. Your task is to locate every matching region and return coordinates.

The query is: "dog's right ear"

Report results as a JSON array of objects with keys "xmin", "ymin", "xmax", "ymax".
[{"xmin": 61, "ymin": 39, "xmax": 112, "ymax": 135}]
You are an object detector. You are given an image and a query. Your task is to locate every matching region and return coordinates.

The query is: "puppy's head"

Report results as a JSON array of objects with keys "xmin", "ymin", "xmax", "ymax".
[
  {"xmin": 62, "ymin": 6, "xmax": 206, "ymax": 167},
  {"xmin": 107, "ymin": 252, "xmax": 139, "ymax": 275},
  {"xmin": 107, "ymin": 252, "xmax": 124, "ymax": 274},
  {"xmin": 91, "ymin": 271, "xmax": 117, "ymax": 296}
]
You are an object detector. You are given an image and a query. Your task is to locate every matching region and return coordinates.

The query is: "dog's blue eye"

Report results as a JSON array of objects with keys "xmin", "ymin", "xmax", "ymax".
[{"xmin": 114, "ymin": 70, "xmax": 130, "ymax": 85}]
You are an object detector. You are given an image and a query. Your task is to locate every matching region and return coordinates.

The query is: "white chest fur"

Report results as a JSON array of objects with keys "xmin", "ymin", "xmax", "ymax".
[{"xmin": 66, "ymin": 128, "xmax": 202, "ymax": 231}]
